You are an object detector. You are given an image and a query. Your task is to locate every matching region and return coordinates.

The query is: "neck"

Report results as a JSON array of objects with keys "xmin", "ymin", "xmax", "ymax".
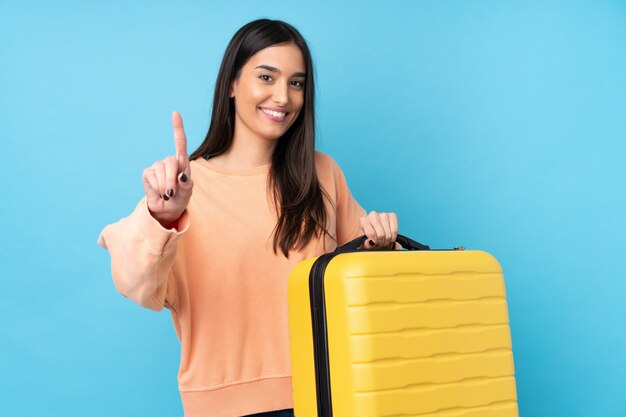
[{"xmin": 212, "ymin": 126, "xmax": 277, "ymax": 169}]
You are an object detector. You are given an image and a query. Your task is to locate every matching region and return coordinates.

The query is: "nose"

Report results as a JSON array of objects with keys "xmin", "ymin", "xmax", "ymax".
[{"xmin": 272, "ymin": 81, "xmax": 289, "ymax": 106}]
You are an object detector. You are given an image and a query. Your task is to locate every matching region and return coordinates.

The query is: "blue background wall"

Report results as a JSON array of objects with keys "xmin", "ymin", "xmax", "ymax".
[{"xmin": 1, "ymin": 1, "xmax": 624, "ymax": 416}]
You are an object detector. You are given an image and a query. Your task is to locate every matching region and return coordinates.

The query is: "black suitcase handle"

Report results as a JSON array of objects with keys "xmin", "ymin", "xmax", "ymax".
[{"xmin": 335, "ymin": 234, "xmax": 430, "ymax": 253}]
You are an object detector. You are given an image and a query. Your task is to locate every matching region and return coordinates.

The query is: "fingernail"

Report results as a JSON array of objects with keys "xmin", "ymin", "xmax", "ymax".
[
  {"xmin": 163, "ymin": 194, "xmax": 170, "ymax": 201},
  {"xmin": 368, "ymin": 240, "xmax": 376, "ymax": 246},
  {"xmin": 167, "ymin": 189, "xmax": 174, "ymax": 197},
  {"xmin": 181, "ymin": 173, "xmax": 188, "ymax": 182}
]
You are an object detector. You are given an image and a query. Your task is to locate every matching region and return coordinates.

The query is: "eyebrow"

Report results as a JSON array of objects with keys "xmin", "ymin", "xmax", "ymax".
[{"xmin": 254, "ymin": 64, "xmax": 306, "ymax": 78}]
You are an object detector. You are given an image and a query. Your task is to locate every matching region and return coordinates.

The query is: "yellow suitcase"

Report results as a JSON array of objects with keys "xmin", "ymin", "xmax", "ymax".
[{"xmin": 288, "ymin": 235, "xmax": 518, "ymax": 416}]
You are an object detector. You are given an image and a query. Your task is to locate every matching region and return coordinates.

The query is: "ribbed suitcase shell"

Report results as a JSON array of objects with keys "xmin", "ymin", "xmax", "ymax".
[{"xmin": 288, "ymin": 250, "xmax": 518, "ymax": 417}]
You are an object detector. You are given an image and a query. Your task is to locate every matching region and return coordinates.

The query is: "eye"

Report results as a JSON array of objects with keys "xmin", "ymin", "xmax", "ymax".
[
  {"xmin": 259, "ymin": 74, "xmax": 273, "ymax": 82},
  {"xmin": 291, "ymin": 80, "xmax": 304, "ymax": 88}
]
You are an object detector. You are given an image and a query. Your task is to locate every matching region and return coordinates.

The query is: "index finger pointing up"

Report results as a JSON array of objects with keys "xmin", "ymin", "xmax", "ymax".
[{"xmin": 172, "ymin": 110, "xmax": 188, "ymax": 159}]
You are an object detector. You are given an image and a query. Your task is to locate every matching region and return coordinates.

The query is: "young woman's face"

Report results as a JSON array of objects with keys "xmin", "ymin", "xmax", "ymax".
[{"xmin": 230, "ymin": 43, "xmax": 306, "ymax": 142}]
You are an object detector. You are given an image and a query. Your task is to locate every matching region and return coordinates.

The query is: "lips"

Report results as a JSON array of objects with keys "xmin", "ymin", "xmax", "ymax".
[{"xmin": 259, "ymin": 107, "xmax": 288, "ymax": 122}]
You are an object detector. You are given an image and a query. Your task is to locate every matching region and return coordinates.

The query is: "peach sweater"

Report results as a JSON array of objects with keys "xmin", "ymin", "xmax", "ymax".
[{"xmin": 97, "ymin": 152, "xmax": 365, "ymax": 417}]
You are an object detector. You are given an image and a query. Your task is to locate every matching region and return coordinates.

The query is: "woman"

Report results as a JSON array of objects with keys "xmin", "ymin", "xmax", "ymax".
[{"xmin": 98, "ymin": 19, "xmax": 398, "ymax": 417}]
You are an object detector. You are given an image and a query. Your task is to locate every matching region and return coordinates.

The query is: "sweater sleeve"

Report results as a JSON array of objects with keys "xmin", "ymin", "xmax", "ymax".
[
  {"xmin": 97, "ymin": 198, "xmax": 189, "ymax": 312},
  {"xmin": 332, "ymin": 158, "xmax": 367, "ymax": 246}
]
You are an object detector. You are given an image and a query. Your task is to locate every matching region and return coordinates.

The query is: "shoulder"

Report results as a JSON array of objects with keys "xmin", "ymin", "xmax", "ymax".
[
  {"xmin": 314, "ymin": 151, "xmax": 341, "ymax": 174},
  {"xmin": 314, "ymin": 151, "xmax": 353, "ymax": 202}
]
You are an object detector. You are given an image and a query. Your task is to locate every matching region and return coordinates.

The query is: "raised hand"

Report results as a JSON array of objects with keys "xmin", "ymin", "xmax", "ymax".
[{"xmin": 142, "ymin": 111, "xmax": 194, "ymax": 228}]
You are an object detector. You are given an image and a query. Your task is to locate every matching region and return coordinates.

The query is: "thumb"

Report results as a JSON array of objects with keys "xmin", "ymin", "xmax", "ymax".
[
  {"xmin": 177, "ymin": 163, "xmax": 193, "ymax": 190},
  {"xmin": 178, "ymin": 153, "xmax": 190, "ymax": 177}
]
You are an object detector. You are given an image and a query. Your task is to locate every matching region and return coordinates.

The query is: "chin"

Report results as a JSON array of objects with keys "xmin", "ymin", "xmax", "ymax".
[
  {"xmin": 268, "ymin": 133, "xmax": 287, "ymax": 141},
  {"xmin": 261, "ymin": 127, "xmax": 293, "ymax": 141}
]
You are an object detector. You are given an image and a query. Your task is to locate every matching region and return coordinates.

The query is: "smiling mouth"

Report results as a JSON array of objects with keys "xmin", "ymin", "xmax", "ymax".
[{"xmin": 259, "ymin": 107, "xmax": 288, "ymax": 121}]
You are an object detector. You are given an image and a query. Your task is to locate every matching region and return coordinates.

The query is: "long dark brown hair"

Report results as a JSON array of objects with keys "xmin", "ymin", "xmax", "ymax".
[{"xmin": 189, "ymin": 19, "xmax": 331, "ymax": 257}]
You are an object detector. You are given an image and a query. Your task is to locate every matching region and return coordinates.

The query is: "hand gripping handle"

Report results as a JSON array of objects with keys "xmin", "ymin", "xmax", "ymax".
[{"xmin": 334, "ymin": 234, "xmax": 430, "ymax": 253}]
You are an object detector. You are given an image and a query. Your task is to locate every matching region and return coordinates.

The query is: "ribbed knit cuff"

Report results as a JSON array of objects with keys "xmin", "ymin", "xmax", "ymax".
[{"xmin": 135, "ymin": 197, "xmax": 190, "ymax": 254}]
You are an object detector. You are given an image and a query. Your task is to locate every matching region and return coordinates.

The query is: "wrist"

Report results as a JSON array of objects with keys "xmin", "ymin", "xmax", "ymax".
[
  {"xmin": 150, "ymin": 210, "xmax": 183, "ymax": 230},
  {"xmin": 159, "ymin": 218, "xmax": 180, "ymax": 230}
]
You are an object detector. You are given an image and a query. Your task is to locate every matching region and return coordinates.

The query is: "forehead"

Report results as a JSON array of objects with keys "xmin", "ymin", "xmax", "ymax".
[{"xmin": 244, "ymin": 43, "xmax": 305, "ymax": 73}]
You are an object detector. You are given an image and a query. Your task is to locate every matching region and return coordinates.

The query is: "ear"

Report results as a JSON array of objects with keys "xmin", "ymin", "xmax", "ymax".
[{"xmin": 229, "ymin": 80, "xmax": 237, "ymax": 98}]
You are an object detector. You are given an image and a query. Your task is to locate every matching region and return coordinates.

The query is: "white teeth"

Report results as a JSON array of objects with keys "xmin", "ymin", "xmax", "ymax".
[{"xmin": 261, "ymin": 108, "xmax": 286, "ymax": 118}]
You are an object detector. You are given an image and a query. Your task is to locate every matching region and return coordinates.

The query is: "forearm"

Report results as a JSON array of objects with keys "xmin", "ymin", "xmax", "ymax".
[{"xmin": 98, "ymin": 198, "xmax": 189, "ymax": 311}]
